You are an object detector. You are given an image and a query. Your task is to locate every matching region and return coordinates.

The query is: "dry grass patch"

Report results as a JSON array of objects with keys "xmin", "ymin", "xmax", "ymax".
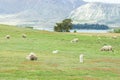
[
  {"xmin": 91, "ymin": 58, "xmax": 120, "ymax": 64},
  {"xmin": 82, "ymin": 76, "xmax": 100, "ymax": 80},
  {"xmin": 74, "ymin": 33, "xmax": 120, "ymax": 37}
]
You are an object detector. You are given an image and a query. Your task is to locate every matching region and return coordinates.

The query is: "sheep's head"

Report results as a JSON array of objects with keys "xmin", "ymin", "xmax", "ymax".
[
  {"xmin": 5, "ymin": 35, "xmax": 10, "ymax": 39},
  {"xmin": 22, "ymin": 34, "xmax": 27, "ymax": 38},
  {"xmin": 26, "ymin": 52, "xmax": 37, "ymax": 61}
]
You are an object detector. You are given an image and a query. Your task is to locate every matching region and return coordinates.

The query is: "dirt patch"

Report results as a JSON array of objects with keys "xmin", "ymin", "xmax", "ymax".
[
  {"xmin": 73, "ymin": 67, "xmax": 120, "ymax": 74},
  {"xmin": 22, "ymin": 61, "xmax": 42, "ymax": 65},
  {"xmin": 50, "ymin": 63, "xmax": 59, "ymax": 67},
  {"xmin": 0, "ymin": 70, "xmax": 15, "ymax": 73},
  {"xmin": 69, "ymin": 76, "xmax": 99, "ymax": 80},
  {"xmin": 91, "ymin": 58, "xmax": 120, "ymax": 64},
  {"xmin": 82, "ymin": 76, "xmax": 100, "ymax": 80}
]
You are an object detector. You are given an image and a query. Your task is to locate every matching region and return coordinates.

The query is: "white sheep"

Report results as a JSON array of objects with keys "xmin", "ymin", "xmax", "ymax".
[
  {"xmin": 100, "ymin": 45, "xmax": 113, "ymax": 52},
  {"xmin": 5, "ymin": 35, "xmax": 10, "ymax": 39},
  {"xmin": 52, "ymin": 50, "xmax": 59, "ymax": 54},
  {"xmin": 22, "ymin": 34, "xmax": 27, "ymax": 38},
  {"xmin": 71, "ymin": 38, "xmax": 79, "ymax": 43},
  {"xmin": 79, "ymin": 54, "xmax": 84, "ymax": 63},
  {"xmin": 112, "ymin": 36, "xmax": 117, "ymax": 39},
  {"xmin": 26, "ymin": 52, "xmax": 37, "ymax": 61}
]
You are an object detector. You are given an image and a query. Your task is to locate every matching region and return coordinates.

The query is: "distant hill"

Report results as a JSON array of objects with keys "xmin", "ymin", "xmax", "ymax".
[
  {"xmin": 69, "ymin": 2, "xmax": 120, "ymax": 28},
  {"xmin": 0, "ymin": 0, "xmax": 85, "ymax": 30}
]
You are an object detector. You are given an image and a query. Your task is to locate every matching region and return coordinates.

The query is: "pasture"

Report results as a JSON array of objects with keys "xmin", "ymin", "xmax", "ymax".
[{"xmin": 0, "ymin": 24, "xmax": 120, "ymax": 80}]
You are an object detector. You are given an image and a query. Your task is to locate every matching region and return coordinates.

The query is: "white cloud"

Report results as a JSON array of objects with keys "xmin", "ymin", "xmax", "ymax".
[{"xmin": 83, "ymin": 0, "xmax": 120, "ymax": 4}]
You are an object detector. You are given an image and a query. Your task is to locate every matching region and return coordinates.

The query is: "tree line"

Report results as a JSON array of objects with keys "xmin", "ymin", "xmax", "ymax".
[
  {"xmin": 73, "ymin": 23, "xmax": 109, "ymax": 30},
  {"xmin": 54, "ymin": 19, "xmax": 109, "ymax": 32}
]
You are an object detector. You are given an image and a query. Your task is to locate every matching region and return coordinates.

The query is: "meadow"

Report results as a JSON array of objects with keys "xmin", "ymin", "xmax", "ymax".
[{"xmin": 0, "ymin": 24, "xmax": 120, "ymax": 80}]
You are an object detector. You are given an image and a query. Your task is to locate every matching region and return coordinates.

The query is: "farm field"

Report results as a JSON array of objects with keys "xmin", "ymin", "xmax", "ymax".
[{"xmin": 0, "ymin": 24, "xmax": 120, "ymax": 80}]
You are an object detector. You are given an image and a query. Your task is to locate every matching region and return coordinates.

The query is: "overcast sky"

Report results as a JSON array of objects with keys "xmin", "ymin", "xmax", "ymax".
[{"xmin": 83, "ymin": 0, "xmax": 120, "ymax": 4}]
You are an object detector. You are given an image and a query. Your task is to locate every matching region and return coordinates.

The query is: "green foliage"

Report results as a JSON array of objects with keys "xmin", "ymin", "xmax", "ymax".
[
  {"xmin": 114, "ymin": 28, "xmax": 120, "ymax": 33},
  {"xmin": 74, "ymin": 30, "xmax": 77, "ymax": 33},
  {"xmin": 54, "ymin": 19, "xmax": 72, "ymax": 32}
]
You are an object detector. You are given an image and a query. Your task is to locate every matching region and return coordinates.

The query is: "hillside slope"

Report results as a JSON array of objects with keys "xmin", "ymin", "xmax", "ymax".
[
  {"xmin": 0, "ymin": 24, "xmax": 120, "ymax": 80},
  {"xmin": 69, "ymin": 2, "xmax": 120, "ymax": 28}
]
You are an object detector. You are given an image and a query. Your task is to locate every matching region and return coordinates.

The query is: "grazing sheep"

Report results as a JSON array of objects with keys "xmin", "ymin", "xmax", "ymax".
[
  {"xmin": 112, "ymin": 36, "xmax": 117, "ymax": 39},
  {"xmin": 79, "ymin": 54, "xmax": 84, "ymax": 63},
  {"xmin": 52, "ymin": 50, "xmax": 59, "ymax": 54},
  {"xmin": 5, "ymin": 35, "xmax": 10, "ymax": 39},
  {"xmin": 100, "ymin": 45, "xmax": 113, "ymax": 52},
  {"xmin": 22, "ymin": 34, "xmax": 27, "ymax": 38},
  {"xmin": 71, "ymin": 38, "xmax": 79, "ymax": 43},
  {"xmin": 26, "ymin": 52, "xmax": 37, "ymax": 61}
]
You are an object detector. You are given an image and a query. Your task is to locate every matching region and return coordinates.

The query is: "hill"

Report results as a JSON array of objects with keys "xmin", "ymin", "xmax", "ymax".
[
  {"xmin": 0, "ymin": 0, "xmax": 85, "ymax": 30},
  {"xmin": 69, "ymin": 2, "xmax": 120, "ymax": 28},
  {"xmin": 0, "ymin": 24, "xmax": 120, "ymax": 80}
]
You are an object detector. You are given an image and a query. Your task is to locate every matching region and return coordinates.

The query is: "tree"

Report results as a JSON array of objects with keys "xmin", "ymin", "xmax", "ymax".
[{"xmin": 54, "ymin": 19, "xmax": 73, "ymax": 32}]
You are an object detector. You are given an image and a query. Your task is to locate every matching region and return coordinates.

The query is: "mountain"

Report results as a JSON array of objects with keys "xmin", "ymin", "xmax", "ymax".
[
  {"xmin": 0, "ymin": 0, "xmax": 86, "ymax": 30},
  {"xmin": 69, "ymin": 2, "xmax": 120, "ymax": 28}
]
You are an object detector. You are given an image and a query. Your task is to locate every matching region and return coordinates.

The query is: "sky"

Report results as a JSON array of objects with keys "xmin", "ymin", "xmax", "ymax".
[{"xmin": 83, "ymin": 0, "xmax": 120, "ymax": 4}]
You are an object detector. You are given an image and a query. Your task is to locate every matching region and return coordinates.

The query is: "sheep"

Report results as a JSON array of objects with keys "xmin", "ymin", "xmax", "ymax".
[
  {"xmin": 112, "ymin": 36, "xmax": 117, "ymax": 39},
  {"xmin": 79, "ymin": 54, "xmax": 84, "ymax": 63},
  {"xmin": 52, "ymin": 50, "xmax": 59, "ymax": 54},
  {"xmin": 22, "ymin": 34, "xmax": 27, "ymax": 38},
  {"xmin": 71, "ymin": 38, "xmax": 79, "ymax": 43},
  {"xmin": 5, "ymin": 35, "xmax": 10, "ymax": 39},
  {"xmin": 100, "ymin": 45, "xmax": 113, "ymax": 52},
  {"xmin": 26, "ymin": 52, "xmax": 37, "ymax": 61}
]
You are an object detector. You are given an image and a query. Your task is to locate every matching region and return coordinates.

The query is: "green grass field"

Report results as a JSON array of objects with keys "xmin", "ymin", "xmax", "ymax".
[{"xmin": 0, "ymin": 24, "xmax": 120, "ymax": 80}]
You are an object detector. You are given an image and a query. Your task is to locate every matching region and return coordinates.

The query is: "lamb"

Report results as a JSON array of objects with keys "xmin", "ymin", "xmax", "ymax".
[
  {"xmin": 5, "ymin": 35, "xmax": 10, "ymax": 39},
  {"xmin": 22, "ymin": 34, "xmax": 27, "ymax": 38},
  {"xmin": 26, "ymin": 52, "xmax": 37, "ymax": 61},
  {"xmin": 71, "ymin": 38, "xmax": 79, "ymax": 43},
  {"xmin": 100, "ymin": 45, "xmax": 113, "ymax": 52},
  {"xmin": 52, "ymin": 50, "xmax": 59, "ymax": 54}
]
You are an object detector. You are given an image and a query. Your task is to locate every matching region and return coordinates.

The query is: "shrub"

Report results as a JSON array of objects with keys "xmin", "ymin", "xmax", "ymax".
[
  {"xmin": 114, "ymin": 29, "xmax": 120, "ymax": 33},
  {"xmin": 74, "ymin": 30, "xmax": 77, "ymax": 33}
]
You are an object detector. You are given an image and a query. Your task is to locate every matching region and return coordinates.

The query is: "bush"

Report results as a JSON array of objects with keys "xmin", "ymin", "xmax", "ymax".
[
  {"xmin": 54, "ymin": 19, "xmax": 73, "ymax": 32},
  {"xmin": 74, "ymin": 30, "xmax": 77, "ymax": 33},
  {"xmin": 114, "ymin": 29, "xmax": 120, "ymax": 33}
]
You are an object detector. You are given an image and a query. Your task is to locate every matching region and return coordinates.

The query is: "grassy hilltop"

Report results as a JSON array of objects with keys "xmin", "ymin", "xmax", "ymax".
[{"xmin": 0, "ymin": 24, "xmax": 120, "ymax": 80}]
